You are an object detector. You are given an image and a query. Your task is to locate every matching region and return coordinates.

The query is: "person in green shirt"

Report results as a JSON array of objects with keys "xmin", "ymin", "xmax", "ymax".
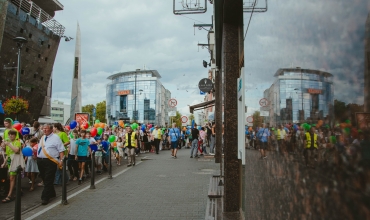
[
  {"xmin": 1, "ymin": 130, "xmax": 21, "ymax": 203},
  {"xmin": 2, "ymin": 118, "xmax": 19, "ymax": 141}
]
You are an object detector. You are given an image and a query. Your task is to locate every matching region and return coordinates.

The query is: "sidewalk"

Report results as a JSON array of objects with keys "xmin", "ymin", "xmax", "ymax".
[
  {"xmin": 22, "ymin": 149, "xmax": 219, "ymax": 220},
  {"xmin": 0, "ymin": 153, "xmax": 137, "ymax": 220}
]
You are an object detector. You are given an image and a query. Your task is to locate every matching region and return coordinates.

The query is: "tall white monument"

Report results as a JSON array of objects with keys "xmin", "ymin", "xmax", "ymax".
[{"xmin": 70, "ymin": 23, "xmax": 82, "ymax": 119}]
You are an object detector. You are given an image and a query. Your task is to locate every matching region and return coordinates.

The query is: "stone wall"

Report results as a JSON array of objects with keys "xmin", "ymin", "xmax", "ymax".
[{"xmin": 244, "ymin": 146, "xmax": 370, "ymax": 219}]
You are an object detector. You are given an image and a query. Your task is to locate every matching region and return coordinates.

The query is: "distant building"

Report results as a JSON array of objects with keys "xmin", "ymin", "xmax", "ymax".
[
  {"xmin": 106, "ymin": 69, "xmax": 171, "ymax": 125},
  {"xmin": 51, "ymin": 100, "xmax": 70, "ymax": 125},
  {"xmin": 365, "ymin": 13, "xmax": 370, "ymax": 112},
  {"xmin": 265, "ymin": 68, "xmax": 334, "ymax": 126}
]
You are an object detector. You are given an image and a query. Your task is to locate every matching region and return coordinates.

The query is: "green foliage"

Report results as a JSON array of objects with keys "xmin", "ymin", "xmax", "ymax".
[
  {"xmin": 252, "ymin": 111, "xmax": 263, "ymax": 128},
  {"xmin": 96, "ymin": 101, "xmax": 106, "ymax": 123},
  {"xmin": 188, "ymin": 114, "xmax": 195, "ymax": 122}
]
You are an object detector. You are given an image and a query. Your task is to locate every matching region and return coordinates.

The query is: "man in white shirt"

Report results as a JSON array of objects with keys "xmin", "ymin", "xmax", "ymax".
[
  {"xmin": 37, "ymin": 124, "xmax": 65, "ymax": 205},
  {"xmin": 151, "ymin": 126, "xmax": 161, "ymax": 154}
]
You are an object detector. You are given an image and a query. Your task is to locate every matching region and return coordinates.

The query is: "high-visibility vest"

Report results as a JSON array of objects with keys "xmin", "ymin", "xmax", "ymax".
[
  {"xmin": 277, "ymin": 129, "xmax": 282, "ymax": 140},
  {"xmin": 305, "ymin": 132, "xmax": 318, "ymax": 149},
  {"xmin": 125, "ymin": 132, "xmax": 137, "ymax": 147}
]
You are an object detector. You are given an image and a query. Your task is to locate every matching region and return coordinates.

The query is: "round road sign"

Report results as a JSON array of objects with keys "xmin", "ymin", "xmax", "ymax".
[
  {"xmin": 168, "ymin": 98, "xmax": 177, "ymax": 107},
  {"xmin": 259, "ymin": 98, "xmax": 269, "ymax": 107},
  {"xmin": 246, "ymin": 116, "xmax": 253, "ymax": 123},
  {"xmin": 181, "ymin": 116, "xmax": 188, "ymax": 123}
]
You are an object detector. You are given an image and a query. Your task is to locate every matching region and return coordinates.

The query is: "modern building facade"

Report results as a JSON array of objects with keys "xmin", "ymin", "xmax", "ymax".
[
  {"xmin": 51, "ymin": 100, "xmax": 70, "ymax": 125},
  {"xmin": 0, "ymin": 0, "xmax": 65, "ymax": 124},
  {"xmin": 265, "ymin": 68, "xmax": 334, "ymax": 126},
  {"xmin": 106, "ymin": 69, "xmax": 171, "ymax": 126}
]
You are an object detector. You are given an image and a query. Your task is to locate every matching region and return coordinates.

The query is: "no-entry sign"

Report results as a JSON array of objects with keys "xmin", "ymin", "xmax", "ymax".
[{"xmin": 181, "ymin": 116, "xmax": 188, "ymax": 123}]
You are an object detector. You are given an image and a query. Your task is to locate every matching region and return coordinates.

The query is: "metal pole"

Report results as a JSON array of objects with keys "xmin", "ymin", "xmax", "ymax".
[
  {"xmin": 301, "ymin": 69, "xmax": 303, "ymax": 122},
  {"xmin": 108, "ymin": 147, "xmax": 112, "ymax": 179},
  {"xmin": 14, "ymin": 165, "xmax": 22, "ymax": 220},
  {"xmin": 134, "ymin": 72, "xmax": 137, "ymax": 121},
  {"xmin": 90, "ymin": 151, "xmax": 96, "ymax": 189},
  {"xmin": 16, "ymin": 47, "xmax": 21, "ymax": 98},
  {"xmin": 61, "ymin": 157, "xmax": 68, "ymax": 205}
]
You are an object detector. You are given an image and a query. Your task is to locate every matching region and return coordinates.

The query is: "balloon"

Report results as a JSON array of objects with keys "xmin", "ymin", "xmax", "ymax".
[
  {"xmin": 69, "ymin": 133, "xmax": 74, "ymax": 139},
  {"xmin": 248, "ymin": 127, "xmax": 253, "ymax": 131},
  {"xmin": 113, "ymin": 142, "xmax": 117, "ymax": 147},
  {"xmin": 108, "ymin": 135, "xmax": 115, "ymax": 143},
  {"xmin": 13, "ymin": 120, "xmax": 19, "ymax": 124},
  {"xmin": 90, "ymin": 128, "xmax": 97, "ymax": 137},
  {"xmin": 65, "ymin": 125, "xmax": 70, "ymax": 131},
  {"xmin": 81, "ymin": 122, "xmax": 88, "ymax": 129},
  {"xmin": 150, "ymin": 127, "xmax": 154, "ymax": 132},
  {"xmin": 94, "ymin": 123, "xmax": 99, "ymax": 128},
  {"xmin": 70, "ymin": 120, "xmax": 77, "ymax": 129},
  {"xmin": 97, "ymin": 127, "xmax": 103, "ymax": 135},
  {"xmin": 142, "ymin": 124, "xmax": 146, "ymax": 129},
  {"xmin": 21, "ymin": 127, "xmax": 30, "ymax": 135},
  {"xmin": 119, "ymin": 120, "xmax": 124, "ymax": 127},
  {"xmin": 13, "ymin": 123, "xmax": 22, "ymax": 132},
  {"xmin": 22, "ymin": 146, "xmax": 33, "ymax": 157},
  {"xmin": 148, "ymin": 124, "xmax": 152, "ymax": 128},
  {"xmin": 95, "ymin": 119, "xmax": 100, "ymax": 124},
  {"xmin": 99, "ymin": 123, "xmax": 105, "ymax": 128}
]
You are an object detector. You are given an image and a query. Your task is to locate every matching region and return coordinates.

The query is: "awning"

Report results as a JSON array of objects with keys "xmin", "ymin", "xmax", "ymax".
[{"xmin": 189, "ymin": 99, "xmax": 215, "ymax": 113}]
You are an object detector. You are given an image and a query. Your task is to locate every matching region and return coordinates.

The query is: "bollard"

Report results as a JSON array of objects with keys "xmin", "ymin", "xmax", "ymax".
[
  {"xmin": 90, "ymin": 151, "xmax": 96, "ymax": 189},
  {"xmin": 108, "ymin": 148, "xmax": 112, "ymax": 179},
  {"xmin": 14, "ymin": 165, "xmax": 22, "ymax": 220},
  {"xmin": 61, "ymin": 157, "xmax": 68, "ymax": 205}
]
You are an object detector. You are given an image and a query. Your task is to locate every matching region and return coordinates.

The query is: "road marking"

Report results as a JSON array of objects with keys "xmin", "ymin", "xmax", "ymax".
[{"xmin": 25, "ymin": 161, "xmax": 142, "ymax": 220}]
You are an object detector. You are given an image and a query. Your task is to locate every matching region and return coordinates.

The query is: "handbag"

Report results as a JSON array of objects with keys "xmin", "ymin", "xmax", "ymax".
[{"xmin": 9, "ymin": 151, "xmax": 25, "ymax": 172}]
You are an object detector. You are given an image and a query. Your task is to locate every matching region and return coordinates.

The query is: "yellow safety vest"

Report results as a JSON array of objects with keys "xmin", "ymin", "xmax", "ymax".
[
  {"xmin": 277, "ymin": 129, "xmax": 281, "ymax": 140},
  {"xmin": 305, "ymin": 132, "xmax": 318, "ymax": 149},
  {"xmin": 157, "ymin": 130, "xmax": 162, "ymax": 139},
  {"xmin": 125, "ymin": 132, "xmax": 137, "ymax": 147}
]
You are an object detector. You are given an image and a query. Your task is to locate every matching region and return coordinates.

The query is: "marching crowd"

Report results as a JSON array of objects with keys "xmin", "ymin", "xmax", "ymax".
[
  {"xmin": 0, "ymin": 118, "xmax": 218, "ymax": 205},
  {"xmin": 246, "ymin": 122, "xmax": 370, "ymax": 168}
]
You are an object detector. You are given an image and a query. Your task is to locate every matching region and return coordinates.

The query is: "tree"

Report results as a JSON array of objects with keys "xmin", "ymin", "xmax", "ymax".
[
  {"xmin": 171, "ymin": 111, "xmax": 182, "ymax": 128},
  {"xmin": 82, "ymin": 104, "xmax": 95, "ymax": 123},
  {"xmin": 334, "ymin": 99, "xmax": 346, "ymax": 123},
  {"xmin": 189, "ymin": 114, "xmax": 195, "ymax": 123},
  {"xmin": 252, "ymin": 111, "xmax": 263, "ymax": 128},
  {"xmin": 96, "ymin": 100, "xmax": 106, "ymax": 123}
]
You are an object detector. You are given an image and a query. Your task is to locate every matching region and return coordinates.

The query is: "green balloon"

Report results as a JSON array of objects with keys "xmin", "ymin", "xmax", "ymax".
[
  {"xmin": 97, "ymin": 127, "xmax": 103, "ymax": 135},
  {"xmin": 108, "ymin": 135, "xmax": 115, "ymax": 143},
  {"xmin": 95, "ymin": 119, "xmax": 100, "ymax": 124}
]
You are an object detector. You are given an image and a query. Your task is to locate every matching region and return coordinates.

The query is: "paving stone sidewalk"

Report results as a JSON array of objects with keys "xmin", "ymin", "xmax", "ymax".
[{"xmin": 23, "ymin": 149, "xmax": 219, "ymax": 220}]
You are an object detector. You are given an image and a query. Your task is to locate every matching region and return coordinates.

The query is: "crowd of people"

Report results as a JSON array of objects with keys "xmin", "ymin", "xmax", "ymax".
[
  {"xmin": 0, "ymin": 118, "xmax": 218, "ymax": 205},
  {"xmin": 245, "ymin": 122, "xmax": 370, "ymax": 168}
]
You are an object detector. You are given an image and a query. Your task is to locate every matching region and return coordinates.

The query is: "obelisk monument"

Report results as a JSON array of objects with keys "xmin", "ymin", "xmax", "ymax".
[{"xmin": 70, "ymin": 23, "xmax": 82, "ymax": 119}]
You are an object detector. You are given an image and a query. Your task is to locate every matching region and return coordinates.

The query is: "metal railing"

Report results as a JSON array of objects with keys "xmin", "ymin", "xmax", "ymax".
[{"xmin": 10, "ymin": 0, "xmax": 65, "ymax": 37}]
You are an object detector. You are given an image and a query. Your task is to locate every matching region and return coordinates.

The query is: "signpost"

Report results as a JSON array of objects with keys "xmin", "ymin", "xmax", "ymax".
[
  {"xmin": 259, "ymin": 98, "xmax": 269, "ymax": 107},
  {"xmin": 181, "ymin": 115, "xmax": 188, "ymax": 126},
  {"xmin": 260, "ymin": 111, "xmax": 269, "ymax": 117},
  {"xmin": 198, "ymin": 78, "xmax": 213, "ymax": 93},
  {"xmin": 168, "ymin": 98, "xmax": 177, "ymax": 107},
  {"xmin": 246, "ymin": 116, "xmax": 253, "ymax": 123}
]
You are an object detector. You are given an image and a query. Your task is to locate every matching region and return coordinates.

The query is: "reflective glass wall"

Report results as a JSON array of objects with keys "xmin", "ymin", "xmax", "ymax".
[{"xmin": 106, "ymin": 70, "xmax": 170, "ymax": 125}]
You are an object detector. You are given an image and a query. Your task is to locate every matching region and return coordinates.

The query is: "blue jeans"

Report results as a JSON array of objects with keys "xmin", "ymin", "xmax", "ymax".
[{"xmin": 190, "ymin": 139, "xmax": 198, "ymax": 157}]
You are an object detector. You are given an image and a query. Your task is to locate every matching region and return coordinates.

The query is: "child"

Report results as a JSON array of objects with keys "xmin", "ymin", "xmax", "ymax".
[
  {"xmin": 95, "ymin": 139, "xmax": 103, "ymax": 174},
  {"xmin": 85, "ymin": 131, "xmax": 97, "ymax": 176},
  {"xmin": 116, "ymin": 137, "xmax": 124, "ymax": 166},
  {"xmin": 68, "ymin": 130, "xmax": 79, "ymax": 181},
  {"xmin": 25, "ymin": 137, "xmax": 39, "ymax": 191},
  {"xmin": 75, "ymin": 130, "xmax": 91, "ymax": 185}
]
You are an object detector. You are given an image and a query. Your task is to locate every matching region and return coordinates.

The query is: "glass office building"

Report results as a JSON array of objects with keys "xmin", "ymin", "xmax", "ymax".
[
  {"xmin": 265, "ymin": 68, "xmax": 334, "ymax": 126},
  {"xmin": 106, "ymin": 69, "xmax": 171, "ymax": 125}
]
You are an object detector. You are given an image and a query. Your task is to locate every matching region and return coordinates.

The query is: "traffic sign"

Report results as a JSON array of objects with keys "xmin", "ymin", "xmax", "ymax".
[
  {"xmin": 181, "ymin": 116, "xmax": 188, "ymax": 123},
  {"xmin": 259, "ymin": 98, "xmax": 268, "ymax": 107},
  {"xmin": 168, "ymin": 98, "xmax": 177, "ymax": 107},
  {"xmin": 246, "ymin": 116, "xmax": 253, "ymax": 123}
]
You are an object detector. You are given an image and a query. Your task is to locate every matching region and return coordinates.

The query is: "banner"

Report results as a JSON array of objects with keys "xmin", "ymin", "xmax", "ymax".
[{"xmin": 75, "ymin": 113, "xmax": 89, "ymax": 126}]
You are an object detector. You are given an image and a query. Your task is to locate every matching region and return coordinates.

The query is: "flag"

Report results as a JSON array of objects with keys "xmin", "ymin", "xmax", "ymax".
[{"xmin": 0, "ymin": 101, "xmax": 4, "ymax": 114}]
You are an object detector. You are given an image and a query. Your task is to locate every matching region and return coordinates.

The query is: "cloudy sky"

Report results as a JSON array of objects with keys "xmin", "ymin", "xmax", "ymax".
[{"xmin": 51, "ymin": 0, "xmax": 369, "ymax": 116}]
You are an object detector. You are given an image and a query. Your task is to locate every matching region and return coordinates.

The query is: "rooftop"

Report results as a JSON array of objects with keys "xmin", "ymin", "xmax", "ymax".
[
  {"xmin": 107, "ymin": 69, "xmax": 162, "ymax": 80},
  {"xmin": 274, "ymin": 68, "xmax": 333, "ymax": 78}
]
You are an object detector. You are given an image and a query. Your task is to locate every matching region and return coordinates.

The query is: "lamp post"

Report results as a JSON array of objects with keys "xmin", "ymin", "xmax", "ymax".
[{"xmin": 13, "ymin": 37, "xmax": 27, "ymax": 98}]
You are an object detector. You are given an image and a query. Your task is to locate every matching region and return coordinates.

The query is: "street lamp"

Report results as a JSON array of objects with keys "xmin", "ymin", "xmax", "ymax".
[{"xmin": 13, "ymin": 37, "xmax": 27, "ymax": 98}]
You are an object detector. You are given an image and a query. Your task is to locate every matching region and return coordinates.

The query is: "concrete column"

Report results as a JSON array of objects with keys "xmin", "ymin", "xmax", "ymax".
[
  {"xmin": 0, "ymin": 0, "xmax": 8, "ymax": 50},
  {"xmin": 223, "ymin": 0, "xmax": 243, "ymax": 213}
]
